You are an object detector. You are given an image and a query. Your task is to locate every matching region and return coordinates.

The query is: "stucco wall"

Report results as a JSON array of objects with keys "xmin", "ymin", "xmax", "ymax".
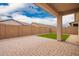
[{"xmin": 75, "ymin": 11, "xmax": 79, "ymax": 22}]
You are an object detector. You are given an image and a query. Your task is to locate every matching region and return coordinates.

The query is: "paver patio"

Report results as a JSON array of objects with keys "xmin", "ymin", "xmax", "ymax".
[
  {"xmin": 0, "ymin": 35, "xmax": 79, "ymax": 56},
  {"xmin": 66, "ymin": 35, "xmax": 79, "ymax": 45}
]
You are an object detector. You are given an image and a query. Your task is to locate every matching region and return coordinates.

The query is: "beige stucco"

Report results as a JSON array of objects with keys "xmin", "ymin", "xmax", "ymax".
[{"xmin": 75, "ymin": 12, "xmax": 79, "ymax": 22}]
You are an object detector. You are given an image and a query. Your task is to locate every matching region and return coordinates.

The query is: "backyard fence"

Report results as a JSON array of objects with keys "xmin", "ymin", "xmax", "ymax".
[
  {"xmin": 0, "ymin": 23, "xmax": 50, "ymax": 39},
  {"xmin": 0, "ymin": 23, "xmax": 78, "ymax": 39}
]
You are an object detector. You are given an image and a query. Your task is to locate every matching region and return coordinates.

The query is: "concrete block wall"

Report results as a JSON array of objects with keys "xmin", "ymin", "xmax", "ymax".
[
  {"xmin": 0, "ymin": 23, "xmax": 50, "ymax": 39},
  {"xmin": 19, "ymin": 25, "xmax": 32, "ymax": 36},
  {"xmin": 62, "ymin": 26, "xmax": 78, "ymax": 35},
  {"xmin": 50, "ymin": 26, "xmax": 78, "ymax": 35},
  {"xmin": 50, "ymin": 27, "xmax": 57, "ymax": 33},
  {"xmin": 31, "ymin": 25, "xmax": 40, "ymax": 35},
  {"xmin": 5, "ymin": 25, "xmax": 19, "ymax": 38},
  {"xmin": 0, "ymin": 24, "xmax": 6, "ymax": 39},
  {"xmin": 0, "ymin": 22, "xmax": 78, "ymax": 39}
]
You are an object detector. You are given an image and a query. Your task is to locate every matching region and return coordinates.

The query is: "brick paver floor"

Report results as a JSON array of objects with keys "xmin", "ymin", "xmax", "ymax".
[
  {"xmin": 0, "ymin": 35, "xmax": 79, "ymax": 56},
  {"xmin": 66, "ymin": 35, "xmax": 79, "ymax": 45}
]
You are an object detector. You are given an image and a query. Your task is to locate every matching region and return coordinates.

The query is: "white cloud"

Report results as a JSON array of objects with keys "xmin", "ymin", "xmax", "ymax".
[
  {"xmin": 0, "ymin": 3, "xmax": 24, "ymax": 14},
  {"xmin": 9, "ymin": 13, "xmax": 75, "ymax": 27},
  {"xmin": 0, "ymin": 3, "xmax": 42, "ymax": 15},
  {"xmin": 32, "ymin": 17, "xmax": 57, "ymax": 26},
  {"xmin": 0, "ymin": 12, "xmax": 74, "ymax": 27},
  {"xmin": 12, "ymin": 13, "xmax": 32, "ymax": 24},
  {"xmin": 11, "ymin": 13, "xmax": 57, "ymax": 26}
]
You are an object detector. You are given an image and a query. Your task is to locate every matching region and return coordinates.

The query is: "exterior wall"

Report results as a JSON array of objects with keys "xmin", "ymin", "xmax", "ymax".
[
  {"xmin": 0, "ymin": 24, "xmax": 6, "ymax": 39},
  {"xmin": 50, "ymin": 27, "xmax": 57, "ymax": 33},
  {"xmin": 75, "ymin": 11, "xmax": 79, "ymax": 35},
  {"xmin": 62, "ymin": 26, "xmax": 78, "ymax": 35},
  {"xmin": 0, "ymin": 23, "xmax": 50, "ymax": 39},
  {"xmin": 39, "ymin": 27, "xmax": 49, "ymax": 34},
  {"xmin": 0, "ymin": 20, "xmax": 78, "ymax": 40},
  {"xmin": 50, "ymin": 26, "xmax": 78, "ymax": 35},
  {"xmin": 31, "ymin": 25, "xmax": 40, "ymax": 35},
  {"xmin": 5, "ymin": 25, "xmax": 17, "ymax": 38},
  {"xmin": 75, "ymin": 11, "xmax": 79, "ymax": 22},
  {"xmin": 62, "ymin": 12, "xmax": 79, "ymax": 35},
  {"xmin": 19, "ymin": 25, "xmax": 31, "ymax": 36}
]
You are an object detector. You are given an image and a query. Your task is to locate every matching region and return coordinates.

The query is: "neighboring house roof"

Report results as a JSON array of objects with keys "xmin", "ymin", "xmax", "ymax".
[
  {"xmin": 32, "ymin": 22, "xmax": 56, "ymax": 28},
  {"xmin": 0, "ymin": 19, "xmax": 30, "ymax": 25},
  {"xmin": 0, "ymin": 20, "xmax": 21, "ymax": 25},
  {"xmin": 0, "ymin": 16, "xmax": 56, "ymax": 28}
]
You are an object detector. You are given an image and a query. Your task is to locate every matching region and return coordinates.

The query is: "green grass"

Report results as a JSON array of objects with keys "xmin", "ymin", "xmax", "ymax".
[{"xmin": 38, "ymin": 33, "xmax": 69, "ymax": 41}]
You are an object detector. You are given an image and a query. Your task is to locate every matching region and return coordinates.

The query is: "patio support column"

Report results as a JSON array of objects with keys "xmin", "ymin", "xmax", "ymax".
[{"xmin": 57, "ymin": 14, "xmax": 62, "ymax": 41}]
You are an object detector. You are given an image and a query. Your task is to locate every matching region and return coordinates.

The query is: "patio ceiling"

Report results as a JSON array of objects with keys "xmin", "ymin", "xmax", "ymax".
[{"xmin": 35, "ymin": 3, "xmax": 79, "ymax": 16}]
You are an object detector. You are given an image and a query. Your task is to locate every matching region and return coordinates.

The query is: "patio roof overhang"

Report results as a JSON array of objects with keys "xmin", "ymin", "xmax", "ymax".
[
  {"xmin": 35, "ymin": 3, "xmax": 79, "ymax": 41},
  {"xmin": 35, "ymin": 3, "xmax": 79, "ymax": 16}
]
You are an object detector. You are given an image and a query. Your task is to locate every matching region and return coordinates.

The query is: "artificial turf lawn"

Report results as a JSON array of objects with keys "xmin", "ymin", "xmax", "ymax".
[{"xmin": 38, "ymin": 33, "xmax": 69, "ymax": 41}]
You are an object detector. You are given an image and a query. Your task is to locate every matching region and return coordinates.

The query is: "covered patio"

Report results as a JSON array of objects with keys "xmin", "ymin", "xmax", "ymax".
[
  {"xmin": 0, "ymin": 3, "xmax": 79, "ymax": 56},
  {"xmin": 35, "ymin": 3, "xmax": 79, "ymax": 41}
]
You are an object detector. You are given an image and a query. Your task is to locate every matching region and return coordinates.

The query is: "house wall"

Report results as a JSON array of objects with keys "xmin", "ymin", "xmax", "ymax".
[
  {"xmin": 62, "ymin": 12, "xmax": 79, "ymax": 35},
  {"xmin": 75, "ymin": 11, "xmax": 79, "ymax": 22},
  {"xmin": 75, "ymin": 11, "xmax": 79, "ymax": 35}
]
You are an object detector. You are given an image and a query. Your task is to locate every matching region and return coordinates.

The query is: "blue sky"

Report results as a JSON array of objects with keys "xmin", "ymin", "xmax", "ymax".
[
  {"xmin": 14, "ymin": 4, "xmax": 55, "ymax": 18},
  {"xmin": 0, "ymin": 3, "xmax": 55, "ymax": 18},
  {"xmin": 0, "ymin": 3, "xmax": 74, "ymax": 27}
]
